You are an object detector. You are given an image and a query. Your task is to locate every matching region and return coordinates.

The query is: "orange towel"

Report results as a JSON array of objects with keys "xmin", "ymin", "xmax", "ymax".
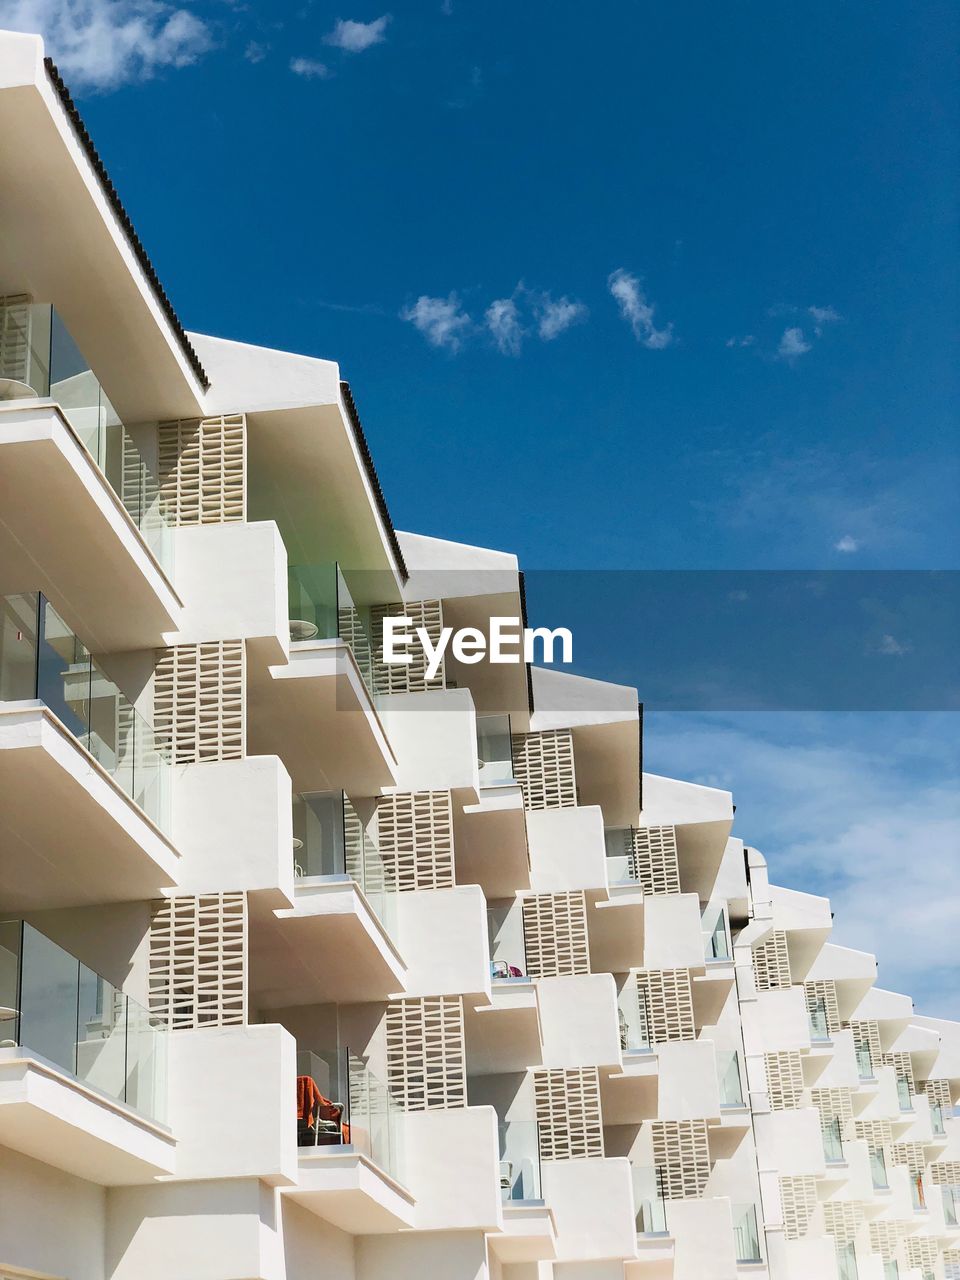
[{"xmin": 297, "ymin": 1075, "xmax": 348, "ymax": 1141}]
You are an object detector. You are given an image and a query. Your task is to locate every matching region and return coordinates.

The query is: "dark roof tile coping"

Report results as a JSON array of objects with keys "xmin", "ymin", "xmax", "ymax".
[{"xmin": 339, "ymin": 380, "xmax": 408, "ymax": 584}]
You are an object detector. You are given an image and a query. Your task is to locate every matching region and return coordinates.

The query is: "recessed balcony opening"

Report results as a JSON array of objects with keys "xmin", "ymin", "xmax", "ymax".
[
  {"xmin": 808, "ymin": 997, "xmax": 832, "ymax": 1043},
  {"xmin": 836, "ymin": 1241, "xmax": 859, "ymax": 1280},
  {"xmin": 292, "ymin": 790, "xmax": 396, "ymax": 940},
  {"xmin": 0, "ymin": 592, "xmax": 170, "ymax": 832},
  {"xmin": 477, "ymin": 714, "xmax": 515, "ymax": 788},
  {"xmin": 733, "ymin": 1202, "xmax": 762, "ymax": 1263},
  {"xmin": 487, "ymin": 902, "xmax": 528, "ymax": 983},
  {"xmin": 870, "ymin": 1146, "xmax": 889, "ymax": 1190},
  {"xmin": 288, "ymin": 563, "xmax": 376, "ymax": 701},
  {"xmin": 941, "ymin": 1183, "xmax": 959, "ymax": 1227},
  {"xmin": 0, "ymin": 917, "xmax": 167, "ymax": 1124},
  {"xmin": 632, "ymin": 1163, "xmax": 668, "ymax": 1236},
  {"xmin": 617, "ymin": 974, "xmax": 653, "ymax": 1056},
  {"xmin": 702, "ymin": 902, "xmax": 732, "ymax": 964},
  {"xmin": 896, "ymin": 1075, "xmax": 914, "ymax": 1112},
  {"xmin": 0, "ymin": 298, "xmax": 173, "ymax": 573},
  {"xmin": 822, "ymin": 1117, "xmax": 845, "ymax": 1164},
  {"xmin": 856, "ymin": 1045, "xmax": 876, "ymax": 1081},
  {"xmin": 498, "ymin": 1118, "xmax": 542, "ymax": 1204},
  {"xmin": 718, "ymin": 1050, "xmax": 746, "ymax": 1110},
  {"xmin": 295, "ymin": 1044, "xmax": 403, "ymax": 1185}
]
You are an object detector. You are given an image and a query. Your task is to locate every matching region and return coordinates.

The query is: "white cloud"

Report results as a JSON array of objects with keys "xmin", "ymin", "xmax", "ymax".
[
  {"xmin": 877, "ymin": 633, "xmax": 911, "ymax": 657},
  {"xmin": 808, "ymin": 304, "xmax": 842, "ymax": 336},
  {"xmin": 777, "ymin": 326, "xmax": 811, "ymax": 361},
  {"xmin": 607, "ymin": 268, "xmax": 673, "ymax": 349},
  {"xmin": 0, "ymin": 0, "xmax": 212, "ymax": 90},
  {"xmin": 647, "ymin": 712, "xmax": 960, "ymax": 1017},
  {"xmin": 244, "ymin": 40, "xmax": 267, "ymax": 64},
  {"xmin": 290, "ymin": 56, "xmax": 330, "ymax": 79},
  {"xmin": 834, "ymin": 535, "xmax": 860, "ymax": 553},
  {"xmin": 324, "ymin": 15, "xmax": 390, "ymax": 52},
  {"xmin": 725, "ymin": 334, "xmax": 756, "ymax": 349},
  {"xmin": 400, "ymin": 293, "xmax": 471, "ymax": 352},
  {"xmin": 485, "ymin": 298, "xmax": 524, "ymax": 356},
  {"xmin": 535, "ymin": 293, "xmax": 588, "ymax": 341}
]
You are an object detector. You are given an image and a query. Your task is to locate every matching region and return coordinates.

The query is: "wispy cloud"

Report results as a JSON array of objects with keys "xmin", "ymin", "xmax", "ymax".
[
  {"xmin": 400, "ymin": 293, "xmax": 472, "ymax": 351},
  {"xmin": 808, "ymin": 304, "xmax": 843, "ymax": 336},
  {"xmin": 877, "ymin": 633, "xmax": 912, "ymax": 657},
  {"xmin": 244, "ymin": 40, "xmax": 267, "ymax": 64},
  {"xmin": 776, "ymin": 326, "xmax": 812, "ymax": 361},
  {"xmin": 835, "ymin": 535, "xmax": 860, "ymax": 553},
  {"xmin": 485, "ymin": 297, "xmax": 524, "ymax": 356},
  {"xmin": 1, "ymin": 0, "xmax": 212, "ymax": 91},
  {"xmin": 324, "ymin": 14, "xmax": 390, "ymax": 52},
  {"xmin": 535, "ymin": 292, "xmax": 588, "ymax": 341},
  {"xmin": 647, "ymin": 711, "xmax": 960, "ymax": 1017},
  {"xmin": 607, "ymin": 268, "xmax": 674, "ymax": 349},
  {"xmin": 725, "ymin": 334, "xmax": 756, "ymax": 348},
  {"xmin": 290, "ymin": 55, "xmax": 330, "ymax": 79}
]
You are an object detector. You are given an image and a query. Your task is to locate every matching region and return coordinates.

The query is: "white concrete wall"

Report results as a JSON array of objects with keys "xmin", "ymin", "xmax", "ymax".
[
  {"xmin": 526, "ymin": 806, "xmax": 607, "ymax": 893},
  {"xmin": 0, "ymin": 1145, "xmax": 106, "ymax": 1280},
  {"xmin": 398, "ymin": 885, "xmax": 490, "ymax": 998},
  {"xmin": 380, "ymin": 688, "xmax": 480, "ymax": 798},
  {"xmin": 403, "ymin": 1106, "xmax": 501, "ymax": 1231},
  {"xmin": 655, "ymin": 1040, "xmax": 721, "ymax": 1120},
  {"xmin": 542, "ymin": 1157, "xmax": 637, "ymax": 1262},
  {"xmin": 172, "ymin": 754, "xmax": 294, "ymax": 903},
  {"xmin": 668, "ymin": 1198, "xmax": 737, "ymax": 1280},
  {"xmin": 538, "ymin": 974, "xmax": 620, "ymax": 1069},
  {"xmin": 642, "ymin": 893, "xmax": 705, "ymax": 971},
  {"xmin": 357, "ymin": 1230, "xmax": 488, "ymax": 1280}
]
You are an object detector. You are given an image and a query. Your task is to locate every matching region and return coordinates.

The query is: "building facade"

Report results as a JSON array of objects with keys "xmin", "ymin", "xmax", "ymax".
[{"xmin": 0, "ymin": 28, "xmax": 958, "ymax": 1280}]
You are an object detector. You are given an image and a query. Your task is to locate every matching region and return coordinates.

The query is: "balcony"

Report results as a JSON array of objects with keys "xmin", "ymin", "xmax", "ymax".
[
  {"xmin": 251, "ymin": 791, "xmax": 404, "ymax": 1008},
  {"xmin": 822, "ymin": 1117, "xmax": 845, "ymax": 1164},
  {"xmin": 809, "ymin": 997, "xmax": 832, "ymax": 1043},
  {"xmin": 718, "ymin": 1050, "xmax": 746, "ymax": 1110},
  {"xmin": 857, "ymin": 1045, "xmax": 877, "ymax": 1082},
  {"xmin": 870, "ymin": 1146, "xmax": 889, "ymax": 1190},
  {"xmin": 465, "ymin": 908, "xmax": 541, "ymax": 1074},
  {"xmin": 248, "ymin": 564, "xmax": 395, "ymax": 794},
  {"xmin": 702, "ymin": 902, "xmax": 733, "ymax": 965},
  {"xmin": 896, "ymin": 1075, "xmax": 914, "ymax": 1112},
  {"xmin": 288, "ymin": 1045, "xmax": 413, "ymax": 1233},
  {"xmin": 633, "ymin": 1164, "xmax": 668, "ymax": 1235},
  {"xmin": 0, "ymin": 918, "xmax": 174, "ymax": 1182},
  {"xmin": 499, "ymin": 1119, "xmax": 542, "ymax": 1202},
  {"xmin": 477, "ymin": 714, "xmax": 515, "ymax": 787},
  {"xmin": 0, "ymin": 301, "xmax": 179, "ymax": 650},
  {"xmin": 0, "ymin": 594, "xmax": 178, "ymax": 909},
  {"xmin": 455, "ymin": 723, "xmax": 529, "ymax": 896},
  {"xmin": 733, "ymin": 1203, "xmax": 763, "ymax": 1264},
  {"xmin": 618, "ymin": 974, "xmax": 653, "ymax": 1057}
]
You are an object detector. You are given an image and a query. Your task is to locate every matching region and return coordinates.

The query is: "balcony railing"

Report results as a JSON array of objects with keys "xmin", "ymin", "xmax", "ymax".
[
  {"xmin": 702, "ymin": 903, "xmax": 731, "ymax": 962},
  {"xmin": 498, "ymin": 1119, "xmax": 542, "ymax": 1202},
  {"xmin": 942, "ymin": 1183, "xmax": 959, "ymax": 1227},
  {"xmin": 287, "ymin": 563, "xmax": 375, "ymax": 699},
  {"xmin": 932, "ymin": 1102, "xmax": 946, "ymax": 1136},
  {"xmin": 292, "ymin": 791, "xmax": 396, "ymax": 938},
  {"xmin": 296, "ymin": 1046, "xmax": 403, "ymax": 1186},
  {"xmin": 618, "ymin": 975, "xmax": 653, "ymax": 1053},
  {"xmin": 477, "ymin": 714, "xmax": 514, "ymax": 787},
  {"xmin": 0, "ymin": 918, "xmax": 167, "ymax": 1124},
  {"xmin": 632, "ymin": 1164, "xmax": 668, "ymax": 1235},
  {"xmin": 822, "ymin": 1116, "xmax": 845, "ymax": 1163},
  {"xmin": 856, "ymin": 1045, "xmax": 875, "ymax": 1080},
  {"xmin": 896, "ymin": 1076, "xmax": 913, "ymax": 1112},
  {"xmin": 0, "ymin": 592, "xmax": 171, "ymax": 831},
  {"xmin": 0, "ymin": 300, "xmax": 173, "ymax": 573},
  {"xmin": 837, "ymin": 1241, "xmax": 860, "ymax": 1280},
  {"xmin": 718, "ymin": 1050, "xmax": 746, "ymax": 1108},
  {"xmin": 870, "ymin": 1146, "xmax": 889, "ymax": 1190},
  {"xmin": 808, "ymin": 998, "xmax": 831, "ymax": 1042},
  {"xmin": 733, "ymin": 1203, "xmax": 762, "ymax": 1263}
]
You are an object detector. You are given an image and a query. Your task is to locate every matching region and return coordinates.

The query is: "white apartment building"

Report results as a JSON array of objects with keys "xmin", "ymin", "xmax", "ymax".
[{"xmin": 0, "ymin": 28, "xmax": 958, "ymax": 1280}]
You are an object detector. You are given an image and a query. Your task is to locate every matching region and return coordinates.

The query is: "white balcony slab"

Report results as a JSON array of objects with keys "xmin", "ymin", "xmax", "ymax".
[
  {"xmin": 288, "ymin": 1147, "xmax": 415, "ymax": 1233},
  {"xmin": 490, "ymin": 1202, "xmax": 558, "ymax": 1262},
  {"xmin": 0, "ymin": 1048, "xmax": 175, "ymax": 1185},
  {"xmin": 250, "ymin": 879, "xmax": 405, "ymax": 1008},
  {"xmin": 0, "ymin": 401, "xmax": 180, "ymax": 650},
  {"xmin": 600, "ymin": 1054, "xmax": 659, "ymax": 1125},
  {"xmin": 455, "ymin": 785, "xmax": 530, "ymax": 897},
  {"xmin": 589, "ymin": 893, "xmax": 646, "ymax": 973},
  {"xmin": 0, "ymin": 704, "xmax": 178, "ymax": 910},
  {"xmin": 465, "ymin": 980, "xmax": 542, "ymax": 1075},
  {"xmin": 248, "ymin": 639, "xmax": 396, "ymax": 793}
]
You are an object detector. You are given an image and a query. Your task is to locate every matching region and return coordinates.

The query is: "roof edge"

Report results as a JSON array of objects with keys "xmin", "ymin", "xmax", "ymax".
[
  {"xmin": 43, "ymin": 57, "xmax": 211, "ymax": 393},
  {"xmin": 339, "ymin": 380, "xmax": 409, "ymax": 584}
]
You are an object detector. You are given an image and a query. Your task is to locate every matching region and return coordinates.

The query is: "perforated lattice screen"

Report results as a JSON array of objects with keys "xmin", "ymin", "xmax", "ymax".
[
  {"xmin": 522, "ymin": 891, "xmax": 590, "ymax": 977},
  {"xmin": 651, "ymin": 1120, "xmax": 711, "ymax": 1199},
  {"xmin": 868, "ymin": 1220, "xmax": 908, "ymax": 1263},
  {"xmin": 780, "ymin": 1176, "xmax": 818, "ymax": 1241},
  {"xmin": 157, "ymin": 415, "xmax": 246, "ymax": 525},
  {"xmin": 810, "ymin": 1086, "xmax": 854, "ymax": 1125},
  {"xmin": 930, "ymin": 1161, "xmax": 960, "ymax": 1185},
  {"xmin": 905, "ymin": 1236, "xmax": 939, "ymax": 1274},
  {"xmin": 534, "ymin": 1067, "xmax": 604, "ymax": 1161},
  {"xmin": 883, "ymin": 1050, "xmax": 916, "ymax": 1096},
  {"xmin": 371, "ymin": 599, "xmax": 445, "ymax": 694},
  {"xmin": 511, "ymin": 729, "xmax": 577, "ymax": 811},
  {"xmin": 890, "ymin": 1142, "xmax": 926, "ymax": 1177},
  {"xmin": 752, "ymin": 930, "xmax": 792, "ymax": 991},
  {"xmin": 823, "ymin": 1201, "xmax": 864, "ymax": 1246},
  {"xmin": 627, "ymin": 826, "xmax": 681, "ymax": 896},
  {"xmin": 926, "ymin": 1078, "xmax": 952, "ymax": 1112},
  {"xmin": 154, "ymin": 640, "xmax": 245, "ymax": 764},
  {"xmin": 804, "ymin": 980, "xmax": 841, "ymax": 1034},
  {"xmin": 377, "ymin": 790, "xmax": 454, "ymax": 891},
  {"xmin": 638, "ymin": 969, "xmax": 696, "ymax": 1044},
  {"xmin": 765, "ymin": 1051, "xmax": 805, "ymax": 1111},
  {"xmin": 0, "ymin": 295, "xmax": 31, "ymax": 385},
  {"xmin": 149, "ymin": 892, "xmax": 247, "ymax": 1030},
  {"xmin": 385, "ymin": 996, "xmax": 466, "ymax": 1111},
  {"xmin": 846, "ymin": 1019, "xmax": 882, "ymax": 1070}
]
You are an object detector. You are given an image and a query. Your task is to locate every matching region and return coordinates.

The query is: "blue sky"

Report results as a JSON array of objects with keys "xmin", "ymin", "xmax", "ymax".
[{"xmin": 4, "ymin": 0, "xmax": 958, "ymax": 1009}]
